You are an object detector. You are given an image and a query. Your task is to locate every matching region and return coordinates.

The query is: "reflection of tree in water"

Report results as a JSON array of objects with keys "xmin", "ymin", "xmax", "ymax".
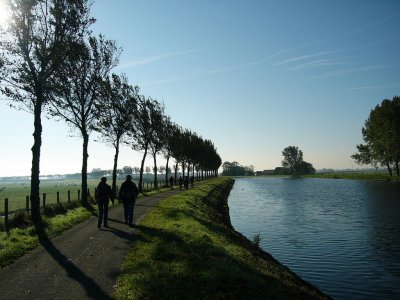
[{"xmin": 367, "ymin": 181, "xmax": 400, "ymax": 280}]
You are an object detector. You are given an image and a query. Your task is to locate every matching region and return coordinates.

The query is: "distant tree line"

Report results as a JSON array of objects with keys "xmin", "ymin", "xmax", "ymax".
[
  {"xmin": 351, "ymin": 96, "xmax": 400, "ymax": 176},
  {"xmin": 0, "ymin": 0, "xmax": 221, "ymax": 226},
  {"xmin": 221, "ymin": 162, "xmax": 254, "ymax": 176}
]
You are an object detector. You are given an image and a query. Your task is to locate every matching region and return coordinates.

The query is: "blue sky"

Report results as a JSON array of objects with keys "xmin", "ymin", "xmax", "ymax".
[{"xmin": 1, "ymin": 0, "xmax": 400, "ymax": 176}]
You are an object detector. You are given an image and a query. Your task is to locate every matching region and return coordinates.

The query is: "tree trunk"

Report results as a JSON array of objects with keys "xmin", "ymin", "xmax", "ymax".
[
  {"xmin": 165, "ymin": 155, "xmax": 170, "ymax": 184},
  {"xmin": 30, "ymin": 102, "xmax": 43, "ymax": 226},
  {"xmin": 395, "ymin": 161, "xmax": 399, "ymax": 176},
  {"xmin": 81, "ymin": 131, "xmax": 89, "ymax": 207},
  {"xmin": 174, "ymin": 163, "xmax": 178, "ymax": 184},
  {"xmin": 153, "ymin": 154, "xmax": 158, "ymax": 189},
  {"xmin": 386, "ymin": 162, "xmax": 393, "ymax": 177},
  {"xmin": 112, "ymin": 139, "xmax": 120, "ymax": 200},
  {"xmin": 182, "ymin": 162, "xmax": 185, "ymax": 178},
  {"xmin": 138, "ymin": 144, "xmax": 148, "ymax": 192},
  {"xmin": 187, "ymin": 163, "xmax": 190, "ymax": 177}
]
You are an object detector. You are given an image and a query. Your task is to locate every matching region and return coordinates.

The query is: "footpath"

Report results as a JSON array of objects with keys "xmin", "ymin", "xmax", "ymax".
[{"xmin": 0, "ymin": 190, "xmax": 179, "ymax": 299}]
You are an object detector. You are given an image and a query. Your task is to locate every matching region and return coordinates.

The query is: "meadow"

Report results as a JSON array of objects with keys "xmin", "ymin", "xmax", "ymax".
[{"xmin": 0, "ymin": 176, "xmax": 169, "ymax": 213}]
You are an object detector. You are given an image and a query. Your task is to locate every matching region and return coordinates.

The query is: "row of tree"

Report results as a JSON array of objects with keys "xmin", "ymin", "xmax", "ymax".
[
  {"xmin": 352, "ymin": 96, "xmax": 400, "ymax": 176},
  {"xmin": 0, "ymin": 0, "xmax": 221, "ymax": 226}
]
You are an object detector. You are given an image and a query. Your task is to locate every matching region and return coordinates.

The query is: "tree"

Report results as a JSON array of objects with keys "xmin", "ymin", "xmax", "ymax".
[
  {"xmin": 222, "ymin": 161, "xmax": 253, "ymax": 176},
  {"xmin": 281, "ymin": 146, "xmax": 303, "ymax": 176},
  {"xmin": 0, "ymin": 0, "xmax": 93, "ymax": 225},
  {"xmin": 147, "ymin": 100, "xmax": 166, "ymax": 189},
  {"xmin": 49, "ymin": 35, "xmax": 120, "ymax": 206},
  {"xmin": 281, "ymin": 146, "xmax": 314, "ymax": 176},
  {"xmin": 95, "ymin": 73, "xmax": 138, "ymax": 198},
  {"xmin": 352, "ymin": 96, "xmax": 400, "ymax": 176},
  {"xmin": 129, "ymin": 97, "xmax": 157, "ymax": 192},
  {"xmin": 122, "ymin": 166, "xmax": 133, "ymax": 176}
]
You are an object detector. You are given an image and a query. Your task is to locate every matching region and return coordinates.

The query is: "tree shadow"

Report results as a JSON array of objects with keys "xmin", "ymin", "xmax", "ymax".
[
  {"xmin": 35, "ymin": 226, "xmax": 111, "ymax": 299},
  {"xmin": 121, "ymin": 224, "xmax": 329, "ymax": 299}
]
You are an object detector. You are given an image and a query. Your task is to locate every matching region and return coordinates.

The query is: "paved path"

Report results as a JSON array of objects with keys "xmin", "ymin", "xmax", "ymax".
[{"xmin": 0, "ymin": 190, "xmax": 179, "ymax": 299}]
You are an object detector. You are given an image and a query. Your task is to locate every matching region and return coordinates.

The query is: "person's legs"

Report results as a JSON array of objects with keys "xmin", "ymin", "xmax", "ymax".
[
  {"xmin": 98, "ymin": 200, "xmax": 104, "ymax": 228},
  {"xmin": 123, "ymin": 201, "xmax": 129, "ymax": 224},
  {"xmin": 103, "ymin": 200, "xmax": 109, "ymax": 226},
  {"xmin": 128, "ymin": 201, "xmax": 135, "ymax": 226}
]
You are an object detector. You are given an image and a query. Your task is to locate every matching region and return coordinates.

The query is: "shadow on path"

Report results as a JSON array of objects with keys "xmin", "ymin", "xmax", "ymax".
[{"xmin": 36, "ymin": 226, "xmax": 110, "ymax": 300}]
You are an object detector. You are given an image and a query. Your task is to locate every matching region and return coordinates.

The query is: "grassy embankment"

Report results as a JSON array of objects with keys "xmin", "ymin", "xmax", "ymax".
[
  {"xmin": 0, "ymin": 187, "xmax": 169, "ymax": 268},
  {"xmin": 114, "ymin": 177, "xmax": 330, "ymax": 299}
]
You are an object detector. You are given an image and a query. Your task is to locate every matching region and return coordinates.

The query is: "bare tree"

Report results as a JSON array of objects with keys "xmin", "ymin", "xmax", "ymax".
[{"xmin": 0, "ymin": 0, "xmax": 92, "ymax": 225}]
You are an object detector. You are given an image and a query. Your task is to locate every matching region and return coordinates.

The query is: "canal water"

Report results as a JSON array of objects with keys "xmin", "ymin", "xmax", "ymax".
[{"xmin": 228, "ymin": 177, "xmax": 400, "ymax": 299}]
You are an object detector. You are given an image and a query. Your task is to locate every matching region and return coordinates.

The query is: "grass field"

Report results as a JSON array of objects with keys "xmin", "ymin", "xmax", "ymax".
[{"xmin": 0, "ymin": 176, "xmax": 169, "ymax": 213}]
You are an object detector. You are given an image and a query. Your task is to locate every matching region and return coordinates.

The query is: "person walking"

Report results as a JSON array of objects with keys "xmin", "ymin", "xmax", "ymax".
[
  {"xmin": 190, "ymin": 175, "xmax": 195, "ymax": 188},
  {"xmin": 178, "ymin": 176, "xmax": 183, "ymax": 190},
  {"xmin": 169, "ymin": 175, "xmax": 174, "ymax": 190},
  {"xmin": 95, "ymin": 177, "xmax": 112, "ymax": 228},
  {"xmin": 119, "ymin": 175, "xmax": 139, "ymax": 227},
  {"xmin": 184, "ymin": 176, "xmax": 189, "ymax": 190}
]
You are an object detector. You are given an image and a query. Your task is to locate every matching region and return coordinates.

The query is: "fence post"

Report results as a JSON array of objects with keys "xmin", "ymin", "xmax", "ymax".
[
  {"xmin": 68, "ymin": 190, "xmax": 71, "ymax": 203},
  {"xmin": 5, "ymin": 198, "xmax": 8, "ymax": 232},
  {"xmin": 42, "ymin": 193, "xmax": 46, "ymax": 208},
  {"xmin": 26, "ymin": 195, "xmax": 29, "ymax": 212},
  {"xmin": 78, "ymin": 190, "xmax": 81, "ymax": 202},
  {"xmin": 57, "ymin": 191, "xmax": 60, "ymax": 204}
]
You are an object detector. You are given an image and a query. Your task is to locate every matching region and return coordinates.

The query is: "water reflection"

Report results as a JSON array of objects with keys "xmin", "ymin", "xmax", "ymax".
[{"xmin": 228, "ymin": 178, "xmax": 400, "ymax": 300}]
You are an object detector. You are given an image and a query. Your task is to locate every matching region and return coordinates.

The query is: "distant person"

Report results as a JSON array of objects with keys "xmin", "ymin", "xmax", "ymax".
[
  {"xmin": 119, "ymin": 175, "xmax": 139, "ymax": 227},
  {"xmin": 169, "ymin": 175, "xmax": 174, "ymax": 190},
  {"xmin": 190, "ymin": 175, "xmax": 195, "ymax": 188},
  {"xmin": 95, "ymin": 177, "xmax": 112, "ymax": 228},
  {"xmin": 184, "ymin": 176, "xmax": 189, "ymax": 190},
  {"xmin": 178, "ymin": 176, "xmax": 183, "ymax": 190}
]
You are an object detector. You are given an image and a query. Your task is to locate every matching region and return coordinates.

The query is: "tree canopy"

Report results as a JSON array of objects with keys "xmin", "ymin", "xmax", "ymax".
[
  {"xmin": 352, "ymin": 96, "xmax": 400, "ymax": 176},
  {"xmin": 281, "ymin": 146, "xmax": 315, "ymax": 176},
  {"xmin": 222, "ymin": 161, "xmax": 254, "ymax": 176}
]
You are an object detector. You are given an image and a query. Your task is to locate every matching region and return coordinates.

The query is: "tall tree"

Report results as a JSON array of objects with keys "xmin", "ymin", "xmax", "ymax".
[
  {"xmin": 95, "ymin": 73, "xmax": 139, "ymax": 198},
  {"xmin": 130, "ymin": 97, "xmax": 156, "ymax": 192},
  {"xmin": 148, "ymin": 100, "xmax": 166, "ymax": 189},
  {"xmin": 281, "ymin": 146, "xmax": 304, "ymax": 177},
  {"xmin": 49, "ymin": 35, "xmax": 120, "ymax": 206},
  {"xmin": 0, "ymin": 0, "xmax": 92, "ymax": 225},
  {"xmin": 352, "ymin": 97, "xmax": 400, "ymax": 176}
]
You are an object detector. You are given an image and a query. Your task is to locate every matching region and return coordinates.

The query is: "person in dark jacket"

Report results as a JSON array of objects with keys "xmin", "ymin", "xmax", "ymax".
[
  {"xmin": 178, "ymin": 176, "xmax": 183, "ymax": 190},
  {"xmin": 169, "ymin": 175, "xmax": 174, "ymax": 190},
  {"xmin": 118, "ymin": 175, "xmax": 139, "ymax": 227},
  {"xmin": 95, "ymin": 177, "xmax": 112, "ymax": 228}
]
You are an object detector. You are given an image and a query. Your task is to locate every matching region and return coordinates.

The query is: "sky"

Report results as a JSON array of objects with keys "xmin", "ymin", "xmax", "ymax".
[{"xmin": 1, "ymin": 0, "xmax": 400, "ymax": 177}]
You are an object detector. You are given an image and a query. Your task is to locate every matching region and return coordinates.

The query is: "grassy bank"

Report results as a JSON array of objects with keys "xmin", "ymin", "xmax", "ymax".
[
  {"xmin": 306, "ymin": 171, "xmax": 400, "ymax": 181},
  {"xmin": 114, "ymin": 177, "xmax": 330, "ymax": 299}
]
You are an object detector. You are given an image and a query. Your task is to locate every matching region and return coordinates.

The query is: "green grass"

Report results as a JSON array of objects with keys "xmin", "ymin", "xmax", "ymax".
[
  {"xmin": 114, "ymin": 177, "xmax": 329, "ymax": 299},
  {"xmin": 0, "ymin": 207, "xmax": 91, "ymax": 268}
]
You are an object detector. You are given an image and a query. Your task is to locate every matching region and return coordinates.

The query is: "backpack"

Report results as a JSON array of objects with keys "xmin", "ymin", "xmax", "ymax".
[{"xmin": 122, "ymin": 182, "xmax": 137, "ymax": 201}]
